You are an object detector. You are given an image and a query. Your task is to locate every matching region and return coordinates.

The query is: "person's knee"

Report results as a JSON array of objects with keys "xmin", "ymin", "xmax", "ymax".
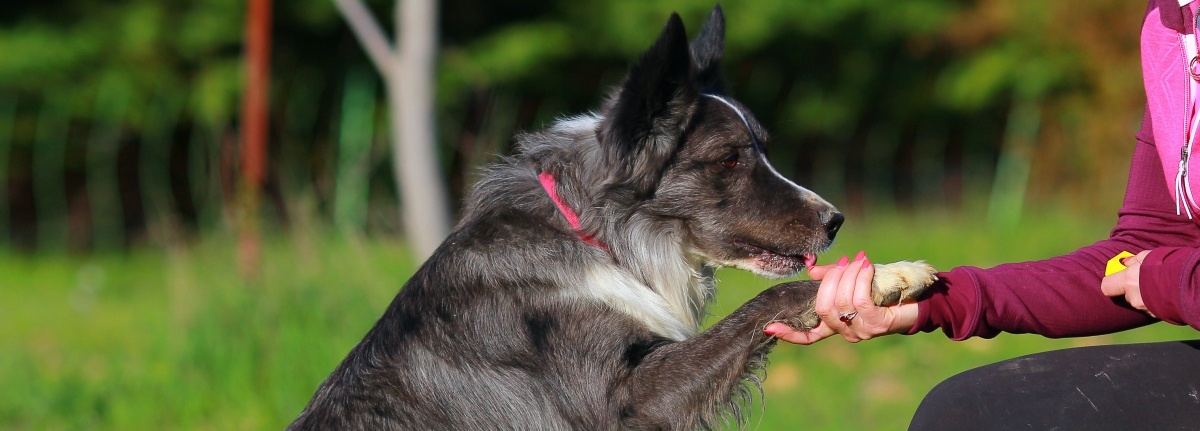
[
  {"xmin": 908, "ymin": 354, "xmax": 1052, "ymax": 430},
  {"xmin": 908, "ymin": 342, "xmax": 1200, "ymax": 430},
  {"xmin": 907, "ymin": 368, "xmax": 986, "ymax": 431}
]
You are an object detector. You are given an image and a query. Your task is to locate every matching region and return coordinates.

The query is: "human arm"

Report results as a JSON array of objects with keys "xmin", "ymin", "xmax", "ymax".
[
  {"xmin": 771, "ymin": 112, "xmax": 1200, "ymax": 344},
  {"xmin": 909, "ymin": 116, "xmax": 1200, "ymax": 340}
]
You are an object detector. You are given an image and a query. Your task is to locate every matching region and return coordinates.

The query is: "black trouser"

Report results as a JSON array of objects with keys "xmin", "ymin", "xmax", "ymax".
[{"xmin": 909, "ymin": 341, "xmax": 1200, "ymax": 430}]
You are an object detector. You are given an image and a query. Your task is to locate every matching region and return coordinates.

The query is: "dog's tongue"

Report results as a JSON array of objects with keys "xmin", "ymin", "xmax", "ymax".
[{"xmin": 803, "ymin": 254, "xmax": 817, "ymax": 268}]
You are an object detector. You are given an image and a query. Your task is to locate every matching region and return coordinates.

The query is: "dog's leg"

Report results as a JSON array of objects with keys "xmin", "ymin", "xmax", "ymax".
[
  {"xmin": 614, "ymin": 264, "xmax": 937, "ymax": 429},
  {"xmin": 870, "ymin": 261, "xmax": 938, "ymax": 306},
  {"xmin": 615, "ymin": 281, "xmax": 820, "ymax": 430}
]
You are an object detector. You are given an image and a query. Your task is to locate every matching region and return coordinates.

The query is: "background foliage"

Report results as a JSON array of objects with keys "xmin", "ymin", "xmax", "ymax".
[
  {"xmin": 0, "ymin": 0, "xmax": 1148, "ymax": 248},
  {"xmin": 1, "ymin": 0, "xmax": 1186, "ymax": 430}
]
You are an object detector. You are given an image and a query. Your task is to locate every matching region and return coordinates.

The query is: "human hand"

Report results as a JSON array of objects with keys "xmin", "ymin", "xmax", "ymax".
[
  {"xmin": 1100, "ymin": 250, "xmax": 1155, "ymax": 317},
  {"xmin": 765, "ymin": 251, "xmax": 919, "ymax": 344}
]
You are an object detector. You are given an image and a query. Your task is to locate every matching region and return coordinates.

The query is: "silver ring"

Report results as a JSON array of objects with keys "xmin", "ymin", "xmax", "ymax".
[{"xmin": 838, "ymin": 310, "xmax": 859, "ymax": 323}]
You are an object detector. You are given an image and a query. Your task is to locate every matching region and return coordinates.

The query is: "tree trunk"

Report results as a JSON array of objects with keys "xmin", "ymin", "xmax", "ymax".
[
  {"xmin": 332, "ymin": 0, "xmax": 451, "ymax": 260},
  {"xmin": 391, "ymin": 0, "xmax": 450, "ymax": 259}
]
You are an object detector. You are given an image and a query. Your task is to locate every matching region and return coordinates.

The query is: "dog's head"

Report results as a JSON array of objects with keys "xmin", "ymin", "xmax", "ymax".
[{"xmin": 597, "ymin": 6, "xmax": 842, "ymax": 278}]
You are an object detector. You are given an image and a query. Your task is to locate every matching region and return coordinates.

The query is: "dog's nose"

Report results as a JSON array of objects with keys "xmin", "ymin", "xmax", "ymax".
[{"xmin": 824, "ymin": 212, "xmax": 844, "ymax": 241}]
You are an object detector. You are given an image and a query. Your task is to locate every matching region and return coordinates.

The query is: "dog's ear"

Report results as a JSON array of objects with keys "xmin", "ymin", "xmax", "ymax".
[
  {"xmin": 691, "ymin": 5, "xmax": 725, "ymax": 93},
  {"xmin": 600, "ymin": 13, "xmax": 697, "ymax": 194}
]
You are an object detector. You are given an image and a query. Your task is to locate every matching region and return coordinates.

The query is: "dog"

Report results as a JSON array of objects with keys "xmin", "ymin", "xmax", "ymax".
[{"xmin": 288, "ymin": 6, "xmax": 935, "ymax": 430}]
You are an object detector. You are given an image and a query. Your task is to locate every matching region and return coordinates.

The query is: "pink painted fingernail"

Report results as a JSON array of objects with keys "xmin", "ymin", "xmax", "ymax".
[
  {"xmin": 853, "ymin": 251, "xmax": 866, "ymax": 263},
  {"xmin": 863, "ymin": 257, "xmax": 870, "ymax": 266},
  {"xmin": 763, "ymin": 325, "xmax": 779, "ymax": 336},
  {"xmin": 836, "ymin": 256, "xmax": 849, "ymax": 268}
]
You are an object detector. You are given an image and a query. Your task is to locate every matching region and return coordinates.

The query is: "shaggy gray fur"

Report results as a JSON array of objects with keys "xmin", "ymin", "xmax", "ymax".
[{"xmin": 287, "ymin": 6, "xmax": 848, "ymax": 430}]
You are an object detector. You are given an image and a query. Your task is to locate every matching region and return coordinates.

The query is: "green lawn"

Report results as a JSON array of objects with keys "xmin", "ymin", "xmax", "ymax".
[{"xmin": 2, "ymin": 209, "xmax": 1194, "ymax": 430}]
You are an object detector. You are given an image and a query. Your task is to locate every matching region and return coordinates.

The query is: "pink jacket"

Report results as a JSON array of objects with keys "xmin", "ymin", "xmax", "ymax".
[{"xmin": 909, "ymin": 0, "xmax": 1200, "ymax": 339}]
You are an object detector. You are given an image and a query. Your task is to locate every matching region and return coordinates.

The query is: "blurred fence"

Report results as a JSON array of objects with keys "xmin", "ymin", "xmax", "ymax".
[
  {"xmin": 0, "ymin": 77, "xmax": 1046, "ymax": 252},
  {"xmin": 1, "ymin": 75, "xmax": 365, "ymax": 251}
]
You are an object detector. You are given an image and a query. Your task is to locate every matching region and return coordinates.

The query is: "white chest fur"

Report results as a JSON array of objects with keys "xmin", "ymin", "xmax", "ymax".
[{"xmin": 566, "ymin": 262, "xmax": 712, "ymax": 341}]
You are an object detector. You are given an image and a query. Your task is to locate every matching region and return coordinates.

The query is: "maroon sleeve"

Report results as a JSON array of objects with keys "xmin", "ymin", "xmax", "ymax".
[
  {"xmin": 1140, "ymin": 247, "xmax": 1200, "ymax": 329},
  {"xmin": 908, "ymin": 110, "xmax": 1200, "ymax": 340}
]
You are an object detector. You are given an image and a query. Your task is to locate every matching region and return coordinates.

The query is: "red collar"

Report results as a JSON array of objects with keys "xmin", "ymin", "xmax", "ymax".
[{"xmin": 538, "ymin": 172, "xmax": 609, "ymax": 250}]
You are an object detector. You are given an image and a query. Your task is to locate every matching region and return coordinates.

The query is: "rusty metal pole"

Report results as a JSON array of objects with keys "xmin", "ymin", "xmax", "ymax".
[{"xmin": 239, "ymin": 0, "xmax": 271, "ymax": 278}]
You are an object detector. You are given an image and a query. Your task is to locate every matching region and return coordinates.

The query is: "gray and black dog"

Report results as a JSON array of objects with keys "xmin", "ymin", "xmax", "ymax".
[{"xmin": 289, "ymin": 6, "xmax": 935, "ymax": 430}]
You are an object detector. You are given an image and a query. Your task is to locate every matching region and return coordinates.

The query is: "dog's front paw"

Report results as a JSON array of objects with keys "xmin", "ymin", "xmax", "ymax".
[
  {"xmin": 870, "ymin": 261, "xmax": 937, "ymax": 306},
  {"xmin": 758, "ymin": 281, "xmax": 821, "ymax": 331}
]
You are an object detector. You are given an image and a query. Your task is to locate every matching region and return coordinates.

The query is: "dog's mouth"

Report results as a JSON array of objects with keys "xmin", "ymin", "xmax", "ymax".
[{"xmin": 733, "ymin": 240, "xmax": 818, "ymax": 277}]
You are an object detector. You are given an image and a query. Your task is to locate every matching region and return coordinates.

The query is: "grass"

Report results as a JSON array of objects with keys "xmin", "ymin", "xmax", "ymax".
[{"xmin": 1, "ymin": 208, "xmax": 1195, "ymax": 430}]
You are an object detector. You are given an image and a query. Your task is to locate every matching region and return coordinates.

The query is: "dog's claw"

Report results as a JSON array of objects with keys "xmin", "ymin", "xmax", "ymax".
[
  {"xmin": 768, "ymin": 312, "xmax": 819, "ymax": 334},
  {"xmin": 870, "ymin": 261, "xmax": 937, "ymax": 306},
  {"xmin": 789, "ymin": 307, "xmax": 820, "ymax": 331}
]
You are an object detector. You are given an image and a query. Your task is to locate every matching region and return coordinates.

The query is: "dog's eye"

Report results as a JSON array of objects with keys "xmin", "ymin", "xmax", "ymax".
[{"xmin": 719, "ymin": 153, "xmax": 740, "ymax": 169}]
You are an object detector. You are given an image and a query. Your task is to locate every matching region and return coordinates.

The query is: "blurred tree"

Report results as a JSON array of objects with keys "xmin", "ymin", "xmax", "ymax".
[{"xmin": 333, "ymin": 0, "xmax": 451, "ymax": 259}]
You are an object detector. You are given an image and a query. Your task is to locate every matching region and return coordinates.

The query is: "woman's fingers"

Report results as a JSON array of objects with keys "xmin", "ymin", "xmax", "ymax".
[
  {"xmin": 765, "ymin": 322, "xmax": 833, "ymax": 345},
  {"xmin": 807, "ymin": 263, "xmax": 835, "ymax": 280},
  {"xmin": 829, "ymin": 252, "xmax": 870, "ymax": 342},
  {"xmin": 832, "ymin": 252, "xmax": 865, "ymax": 326},
  {"xmin": 813, "ymin": 256, "xmax": 849, "ymax": 328},
  {"xmin": 1101, "ymin": 250, "xmax": 1153, "ymax": 316},
  {"xmin": 851, "ymin": 254, "xmax": 875, "ymax": 312}
]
